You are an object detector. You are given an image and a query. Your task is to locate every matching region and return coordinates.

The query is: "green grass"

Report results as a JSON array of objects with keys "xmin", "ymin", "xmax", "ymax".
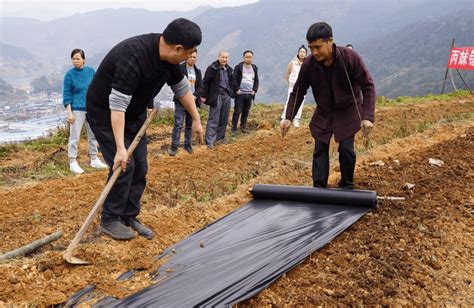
[
  {"xmin": 23, "ymin": 128, "xmax": 69, "ymax": 151},
  {"xmin": 152, "ymin": 108, "xmax": 175, "ymax": 126},
  {"xmin": 0, "ymin": 128, "xmax": 68, "ymax": 158},
  {"xmin": 376, "ymin": 90, "xmax": 472, "ymax": 107},
  {"xmin": 0, "ymin": 144, "xmax": 19, "ymax": 158}
]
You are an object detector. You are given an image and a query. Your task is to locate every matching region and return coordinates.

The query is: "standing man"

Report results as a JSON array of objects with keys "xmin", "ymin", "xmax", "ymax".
[
  {"xmin": 201, "ymin": 50, "xmax": 238, "ymax": 148},
  {"xmin": 281, "ymin": 22, "xmax": 375, "ymax": 189},
  {"xmin": 86, "ymin": 18, "xmax": 203, "ymax": 240},
  {"xmin": 231, "ymin": 50, "xmax": 259, "ymax": 135},
  {"xmin": 169, "ymin": 50, "xmax": 203, "ymax": 156}
]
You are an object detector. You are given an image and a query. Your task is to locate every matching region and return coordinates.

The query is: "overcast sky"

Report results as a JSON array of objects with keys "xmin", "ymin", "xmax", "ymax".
[{"xmin": 2, "ymin": 0, "xmax": 259, "ymax": 20}]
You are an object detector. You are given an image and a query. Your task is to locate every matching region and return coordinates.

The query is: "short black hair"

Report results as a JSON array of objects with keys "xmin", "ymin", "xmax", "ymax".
[
  {"xmin": 163, "ymin": 18, "xmax": 202, "ymax": 49},
  {"xmin": 346, "ymin": 44, "xmax": 354, "ymax": 49},
  {"xmin": 243, "ymin": 50, "xmax": 253, "ymax": 56},
  {"xmin": 71, "ymin": 48, "xmax": 85, "ymax": 59},
  {"xmin": 306, "ymin": 22, "xmax": 333, "ymax": 42}
]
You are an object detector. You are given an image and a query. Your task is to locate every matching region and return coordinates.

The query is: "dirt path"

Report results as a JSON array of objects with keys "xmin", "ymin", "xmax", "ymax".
[{"xmin": 0, "ymin": 96, "xmax": 473, "ymax": 305}]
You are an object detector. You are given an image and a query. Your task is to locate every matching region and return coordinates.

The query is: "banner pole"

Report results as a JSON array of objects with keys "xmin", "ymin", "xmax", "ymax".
[
  {"xmin": 455, "ymin": 69, "xmax": 473, "ymax": 93},
  {"xmin": 441, "ymin": 37, "xmax": 456, "ymax": 94}
]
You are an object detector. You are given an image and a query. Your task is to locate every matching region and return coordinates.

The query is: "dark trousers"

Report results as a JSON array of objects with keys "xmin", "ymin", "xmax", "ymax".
[
  {"xmin": 87, "ymin": 113, "xmax": 148, "ymax": 223},
  {"xmin": 231, "ymin": 94, "xmax": 253, "ymax": 130},
  {"xmin": 205, "ymin": 93, "xmax": 231, "ymax": 145},
  {"xmin": 312, "ymin": 137, "xmax": 355, "ymax": 189},
  {"xmin": 171, "ymin": 102, "xmax": 193, "ymax": 149}
]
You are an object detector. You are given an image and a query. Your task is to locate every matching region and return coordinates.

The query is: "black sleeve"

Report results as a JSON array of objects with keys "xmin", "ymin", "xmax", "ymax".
[
  {"xmin": 202, "ymin": 66, "xmax": 213, "ymax": 98},
  {"xmin": 111, "ymin": 45, "xmax": 141, "ymax": 95},
  {"xmin": 194, "ymin": 68, "xmax": 204, "ymax": 98},
  {"xmin": 253, "ymin": 65, "xmax": 259, "ymax": 93},
  {"xmin": 233, "ymin": 64, "xmax": 241, "ymax": 86},
  {"xmin": 166, "ymin": 63, "xmax": 185, "ymax": 87},
  {"xmin": 229, "ymin": 67, "xmax": 239, "ymax": 94},
  {"xmin": 147, "ymin": 98, "xmax": 154, "ymax": 109}
]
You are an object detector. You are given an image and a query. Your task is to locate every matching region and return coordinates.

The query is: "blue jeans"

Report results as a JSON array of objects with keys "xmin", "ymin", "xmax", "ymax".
[{"xmin": 171, "ymin": 102, "xmax": 193, "ymax": 149}]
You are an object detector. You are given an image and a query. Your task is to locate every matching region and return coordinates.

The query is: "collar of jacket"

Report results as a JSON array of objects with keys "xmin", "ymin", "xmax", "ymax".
[
  {"xmin": 182, "ymin": 62, "xmax": 199, "ymax": 71},
  {"xmin": 314, "ymin": 43, "xmax": 338, "ymax": 67},
  {"xmin": 237, "ymin": 62, "xmax": 257, "ymax": 71},
  {"xmin": 211, "ymin": 60, "xmax": 231, "ymax": 71}
]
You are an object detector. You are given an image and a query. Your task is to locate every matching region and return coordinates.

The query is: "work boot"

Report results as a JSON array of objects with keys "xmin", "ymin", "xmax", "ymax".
[
  {"xmin": 100, "ymin": 220, "xmax": 135, "ymax": 240},
  {"xmin": 90, "ymin": 158, "xmax": 108, "ymax": 169},
  {"xmin": 124, "ymin": 218, "xmax": 155, "ymax": 240},
  {"xmin": 215, "ymin": 139, "xmax": 227, "ymax": 146},
  {"xmin": 241, "ymin": 126, "xmax": 250, "ymax": 134},
  {"xmin": 169, "ymin": 147, "xmax": 178, "ymax": 156},
  {"xmin": 184, "ymin": 144, "xmax": 193, "ymax": 154},
  {"xmin": 70, "ymin": 160, "xmax": 84, "ymax": 174}
]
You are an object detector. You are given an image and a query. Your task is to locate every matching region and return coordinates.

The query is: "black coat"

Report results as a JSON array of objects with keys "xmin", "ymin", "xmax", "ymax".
[
  {"xmin": 233, "ymin": 62, "xmax": 259, "ymax": 98},
  {"xmin": 173, "ymin": 62, "xmax": 203, "ymax": 107},
  {"xmin": 286, "ymin": 44, "xmax": 375, "ymax": 143},
  {"xmin": 202, "ymin": 60, "xmax": 238, "ymax": 107}
]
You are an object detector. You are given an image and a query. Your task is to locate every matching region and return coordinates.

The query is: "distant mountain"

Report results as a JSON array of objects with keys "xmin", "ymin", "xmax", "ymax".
[
  {"xmin": 193, "ymin": 0, "xmax": 474, "ymax": 101},
  {"xmin": 0, "ymin": 42, "xmax": 34, "ymax": 60},
  {"xmin": 0, "ymin": 6, "xmax": 211, "ymax": 66},
  {"xmin": 360, "ymin": 9, "xmax": 474, "ymax": 97},
  {"xmin": 1, "ymin": 0, "xmax": 472, "ymax": 101},
  {"xmin": 0, "ymin": 42, "xmax": 47, "ymax": 80}
]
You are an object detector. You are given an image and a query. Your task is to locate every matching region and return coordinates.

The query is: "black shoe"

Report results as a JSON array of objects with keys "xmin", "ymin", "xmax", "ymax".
[
  {"xmin": 207, "ymin": 143, "xmax": 214, "ymax": 149},
  {"xmin": 231, "ymin": 129, "xmax": 237, "ymax": 137},
  {"xmin": 124, "ymin": 218, "xmax": 154, "ymax": 240},
  {"xmin": 184, "ymin": 144, "xmax": 193, "ymax": 154},
  {"xmin": 241, "ymin": 126, "xmax": 250, "ymax": 134},
  {"xmin": 100, "ymin": 220, "xmax": 135, "ymax": 240},
  {"xmin": 169, "ymin": 147, "xmax": 178, "ymax": 156}
]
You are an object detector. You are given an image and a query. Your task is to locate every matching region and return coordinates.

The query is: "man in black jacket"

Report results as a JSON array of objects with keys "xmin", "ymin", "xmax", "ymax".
[
  {"xmin": 86, "ymin": 18, "xmax": 203, "ymax": 240},
  {"xmin": 170, "ymin": 50, "xmax": 203, "ymax": 156},
  {"xmin": 232, "ymin": 50, "xmax": 259, "ymax": 135},
  {"xmin": 201, "ymin": 50, "xmax": 238, "ymax": 147}
]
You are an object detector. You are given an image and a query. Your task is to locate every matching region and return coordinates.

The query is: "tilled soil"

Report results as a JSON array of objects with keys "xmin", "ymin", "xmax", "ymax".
[{"xmin": 0, "ymin": 97, "xmax": 473, "ymax": 305}]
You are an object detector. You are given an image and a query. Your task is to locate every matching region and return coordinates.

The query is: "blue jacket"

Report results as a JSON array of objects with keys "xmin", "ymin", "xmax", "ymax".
[{"xmin": 62, "ymin": 66, "xmax": 95, "ymax": 111}]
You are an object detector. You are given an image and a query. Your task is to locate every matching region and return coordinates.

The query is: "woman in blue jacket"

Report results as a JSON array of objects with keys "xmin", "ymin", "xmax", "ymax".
[{"xmin": 62, "ymin": 49, "xmax": 107, "ymax": 174}]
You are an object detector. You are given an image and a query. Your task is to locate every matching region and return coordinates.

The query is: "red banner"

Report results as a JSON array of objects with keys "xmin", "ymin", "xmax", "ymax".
[{"xmin": 447, "ymin": 47, "xmax": 474, "ymax": 70}]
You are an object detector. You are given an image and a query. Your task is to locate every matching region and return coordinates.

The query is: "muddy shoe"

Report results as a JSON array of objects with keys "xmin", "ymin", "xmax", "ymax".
[
  {"xmin": 241, "ymin": 126, "xmax": 250, "ymax": 134},
  {"xmin": 100, "ymin": 220, "xmax": 135, "ymax": 240},
  {"xmin": 169, "ymin": 147, "xmax": 178, "ymax": 156},
  {"xmin": 124, "ymin": 218, "xmax": 154, "ymax": 240},
  {"xmin": 184, "ymin": 144, "xmax": 193, "ymax": 154}
]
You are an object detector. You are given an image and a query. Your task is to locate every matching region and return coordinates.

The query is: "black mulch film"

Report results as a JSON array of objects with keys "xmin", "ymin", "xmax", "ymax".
[{"xmin": 64, "ymin": 184, "xmax": 376, "ymax": 307}]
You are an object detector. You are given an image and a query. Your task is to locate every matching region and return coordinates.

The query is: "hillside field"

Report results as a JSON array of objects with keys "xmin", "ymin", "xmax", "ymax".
[{"xmin": 0, "ymin": 92, "xmax": 473, "ymax": 305}]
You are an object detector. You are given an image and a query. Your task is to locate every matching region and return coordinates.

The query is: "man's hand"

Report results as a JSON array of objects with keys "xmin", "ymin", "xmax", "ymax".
[
  {"xmin": 280, "ymin": 119, "xmax": 292, "ymax": 137},
  {"xmin": 113, "ymin": 147, "xmax": 128, "ymax": 172},
  {"xmin": 361, "ymin": 120, "xmax": 374, "ymax": 137},
  {"xmin": 192, "ymin": 120, "xmax": 204, "ymax": 144},
  {"xmin": 66, "ymin": 112, "xmax": 74, "ymax": 124},
  {"xmin": 251, "ymin": 90, "xmax": 256, "ymax": 96},
  {"xmin": 236, "ymin": 90, "xmax": 242, "ymax": 95}
]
